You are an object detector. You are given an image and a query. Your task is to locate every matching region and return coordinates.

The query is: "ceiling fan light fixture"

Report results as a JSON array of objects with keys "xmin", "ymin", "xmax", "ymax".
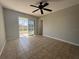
[{"xmin": 30, "ymin": 1, "xmax": 52, "ymax": 14}]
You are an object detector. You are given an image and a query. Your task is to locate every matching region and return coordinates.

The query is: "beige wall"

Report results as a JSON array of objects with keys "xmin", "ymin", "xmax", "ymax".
[
  {"xmin": 40, "ymin": 4, "xmax": 79, "ymax": 45},
  {"xmin": 3, "ymin": 8, "xmax": 38, "ymax": 40},
  {"xmin": 0, "ymin": 5, "xmax": 6, "ymax": 55}
]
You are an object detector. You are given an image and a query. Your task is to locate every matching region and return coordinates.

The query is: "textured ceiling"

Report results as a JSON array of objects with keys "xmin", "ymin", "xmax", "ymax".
[{"xmin": 0, "ymin": 0, "xmax": 79, "ymax": 17}]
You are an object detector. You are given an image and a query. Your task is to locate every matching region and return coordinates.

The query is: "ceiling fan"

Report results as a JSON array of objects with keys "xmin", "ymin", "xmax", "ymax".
[{"xmin": 30, "ymin": 2, "xmax": 52, "ymax": 14}]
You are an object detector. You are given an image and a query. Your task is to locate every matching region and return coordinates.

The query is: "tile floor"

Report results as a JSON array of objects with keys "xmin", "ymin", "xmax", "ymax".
[{"xmin": 0, "ymin": 35, "xmax": 79, "ymax": 59}]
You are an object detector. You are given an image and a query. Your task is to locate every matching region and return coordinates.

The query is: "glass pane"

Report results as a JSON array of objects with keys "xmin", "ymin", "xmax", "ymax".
[
  {"xmin": 19, "ymin": 17, "xmax": 28, "ymax": 37},
  {"xmin": 28, "ymin": 19, "xmax": 34, "ymax": 36}
]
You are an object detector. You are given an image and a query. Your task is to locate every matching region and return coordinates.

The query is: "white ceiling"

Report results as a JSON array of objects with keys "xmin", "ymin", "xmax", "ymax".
[{"xmin": 0, "ymin": 0, "xmax": 79, "ymax": 17}]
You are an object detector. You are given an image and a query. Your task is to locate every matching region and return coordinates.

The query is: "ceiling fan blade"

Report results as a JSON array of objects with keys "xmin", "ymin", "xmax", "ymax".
[
  {"xmin": 40, "ymin": 9, "xmax": 43, "ymax": 14},
  {"xmin": 30, "ymin": 5, "xmax": 38, "ymax": 8},
  {"xmin": 32, "ymin": 9, "xmax": 39, "ymax": 13},
  {"xmin": 43, "ymin": 3, "xmax": 49, "ymax": 7},
  {"xmin": 43, "ymin": 8, "xmax": 52, "ymax": 12}
]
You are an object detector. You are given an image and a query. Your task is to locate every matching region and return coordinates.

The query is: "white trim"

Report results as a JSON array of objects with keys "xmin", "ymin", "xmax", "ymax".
[
  {"xmin": 0, "ymin": 40, "xmax": 6, "ymax": 56},
  {"xmin": 43, "ymin": 35, "xmax": 79, "ymax": 47}
]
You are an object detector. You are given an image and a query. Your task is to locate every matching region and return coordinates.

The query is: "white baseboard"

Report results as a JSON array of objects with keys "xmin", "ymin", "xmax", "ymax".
[
  {"xmin": 0, "ymin": 40, "xmax": 6, "ymax": 56},
  {"xmin": 43, "ymin": 35, "xmax": 79, "ymax": 47}
]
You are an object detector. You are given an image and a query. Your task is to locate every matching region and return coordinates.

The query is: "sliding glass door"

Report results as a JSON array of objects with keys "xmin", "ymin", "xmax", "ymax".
[{"xmin": 19, "ymin": 17, "xmax": 34, "ymax": 37}]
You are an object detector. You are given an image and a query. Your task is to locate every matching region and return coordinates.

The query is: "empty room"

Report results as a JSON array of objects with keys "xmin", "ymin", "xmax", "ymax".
[{"xmin": 0, "ymin": 0, "xmax": 79, "ymax": 59}]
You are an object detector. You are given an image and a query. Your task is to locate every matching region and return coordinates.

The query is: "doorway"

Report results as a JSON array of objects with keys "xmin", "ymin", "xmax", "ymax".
[{"xmin": 18, "ymin": 17, "xmax": 34, "ymax": 37}]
